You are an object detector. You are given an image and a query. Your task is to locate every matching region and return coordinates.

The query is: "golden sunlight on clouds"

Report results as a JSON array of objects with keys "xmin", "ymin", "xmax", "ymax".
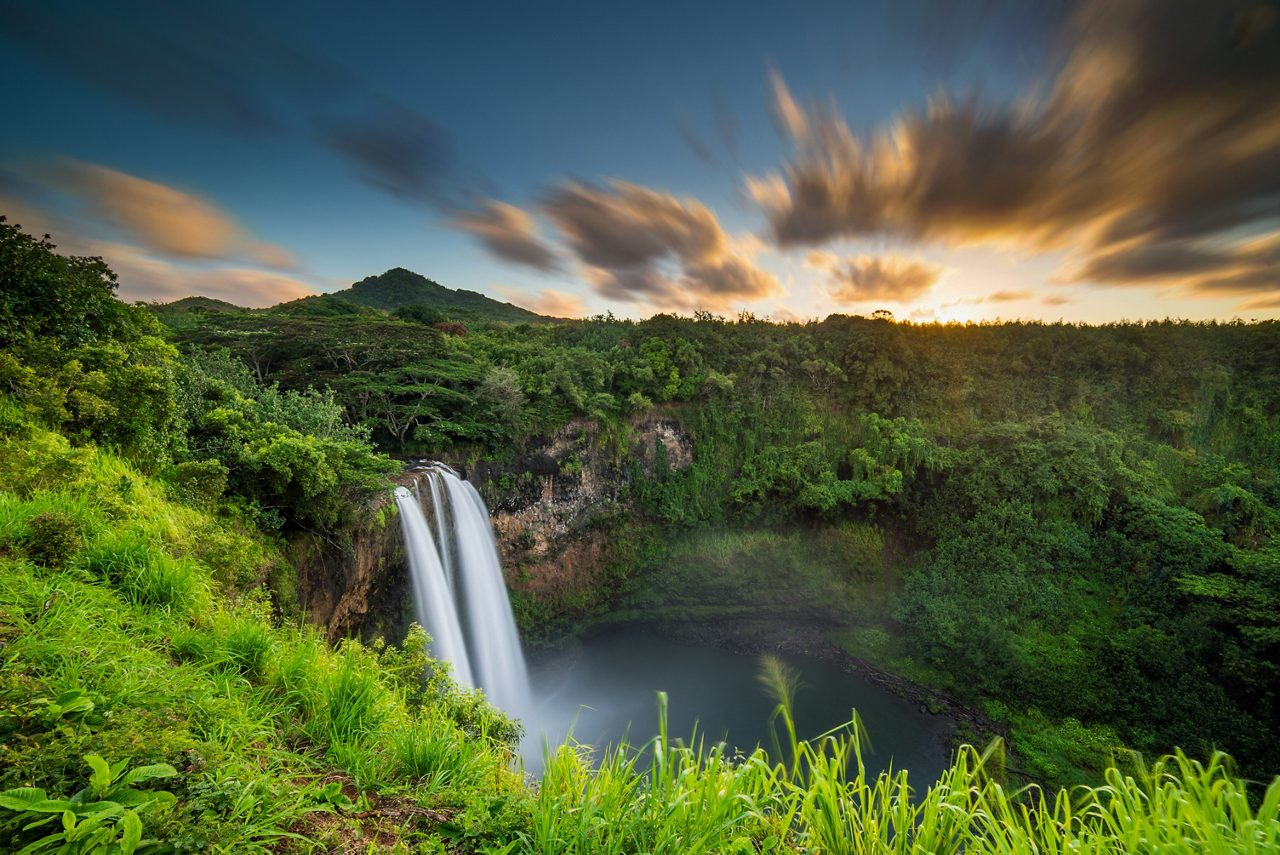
[
  {"xmin": 754, "ymin": 0, "xmax": 1280, "ymax": 312},
  {"xmin": 82, "ymin": 240, "xmax": 314, "ymax": 307},
  {"xmin": 812, "ymin": 254, "xmax": 942, "ymax": 305},
  {"xmin": 542, "ymin": 180, "xmax": 781, "ymax": 311},
  {"xmin": 455, "ymin": 200, "xmax": 561, "ymax": 272},
  {"xmin": 52, "ymin": 161, "xmax": 296, "ymax": 269},
  {"xmin": 498, "ymin": 287, "xmax": 587, "ymax": 318}
]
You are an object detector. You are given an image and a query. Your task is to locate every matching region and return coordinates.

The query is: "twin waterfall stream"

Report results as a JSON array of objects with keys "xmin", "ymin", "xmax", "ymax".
[{"xmin": 393, "ymin": 466, "xmax": 530, "ymax": 716}]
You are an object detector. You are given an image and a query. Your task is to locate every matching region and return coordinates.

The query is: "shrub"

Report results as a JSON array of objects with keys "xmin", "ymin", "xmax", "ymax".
[
  {"xmin": 165, "ymin": 459, "xmax": 228, "ymax": 508},
  {"xmin": 0, "ymin": 753, "xmax": 176, "ymax": 854},
  {"xmin": 21, "ymin": 511, "xmax": 81, "ymax": 568}
]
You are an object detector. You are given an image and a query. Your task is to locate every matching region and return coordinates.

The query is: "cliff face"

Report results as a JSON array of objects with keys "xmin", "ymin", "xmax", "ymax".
[
  {"xmin": 467, "ymin": 415, "xmax": 692, "ymax": 635},
  {"xmin": 292, "ymin": 415, "xmax": 693, "ymax": 643},
  {"xmin": 287, "ymin": 479, "xmax": 413, "ymax": 642},
  {"xmin": 467, "ymin": 419, "xmax": 625, "ymax": 618}
]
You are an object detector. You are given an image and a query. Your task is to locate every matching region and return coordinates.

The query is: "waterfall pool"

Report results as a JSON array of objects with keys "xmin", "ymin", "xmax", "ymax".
[{"xmin": 518, "ymin": 626, "xmax": 954, "ymax": 781}]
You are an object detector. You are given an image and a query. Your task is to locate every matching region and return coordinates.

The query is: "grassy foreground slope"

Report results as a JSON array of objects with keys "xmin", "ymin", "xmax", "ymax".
[
  {"xmin": 0, "ymin": 415, "xmax": 525, "ymax": 851},
  {"xmin": 2, "ymin": 450, "xmax": 1278, "ymax": 855}
]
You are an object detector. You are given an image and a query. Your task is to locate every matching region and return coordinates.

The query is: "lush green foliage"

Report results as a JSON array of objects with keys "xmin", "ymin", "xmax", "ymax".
[
  {"xmin": 0, "ymin": 419, "xmax": 522, "ymax": 851},
  {"xmin": 527, "ymin": 690, "xmax": 1280, "ymax": 854},
  {"xmin": 0, "ymin": 753, "xmax": 177, "ymax": 855},
  {"xmin": 0, "ymin": 219, "xmax": 395, "ymax": 537},
  {"xmin": 288, "ymin": 266, "xmax": 546, "ymax": 324},
  {"xmin": 160, "ymin": 278, "xmax": 1280, "ymax": 786},
  {"xmin": 5, "ymin": 216, "xmax": 1280, "ymax": 849}
]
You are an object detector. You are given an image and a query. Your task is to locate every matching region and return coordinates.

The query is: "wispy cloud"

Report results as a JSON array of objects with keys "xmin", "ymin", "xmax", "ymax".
[
  {"xmin": 752, "ymin": 0, "xmax": 1280, "ymax": 305},
  {"xmin": 987, "ymin": 289, "xmax": 1034, "ymax": 303},
  {"xmin": 0, "ymin": 1, "xmax": 487, "ymax": 216},
  {"xmin": 84, "ymin": 241, "xmax": 314, "ymax": 307},
  {"xmin": 818, "ymin": 255, "xmax": 941, "ymax": 304},
  {"xmin": 454, "ymin": 200, "xmax": 561, "ymax": 272},
  {"xmin": 543, "ymin": 179, "xmax": 781, "ymax": 310},
  {"xmin": 497, "ymin": 287, "xmax": 586, "ymax": 318},
  {"xmin": 2, "ymin": 186, "xmax": 313, "ymax": 308},
  {"xmin": 48, "ymin": 161, "xmax": 295, "ymax": 268},
  {"xmin": 1240, "ymin": 295, "xmax": 1280, "ymax": 311}
]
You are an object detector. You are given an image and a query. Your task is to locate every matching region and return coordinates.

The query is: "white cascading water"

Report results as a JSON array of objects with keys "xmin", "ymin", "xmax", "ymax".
[
  {"xmin": 426, "ymin": 472, "xmax": 456, "ymax": 594},
  {"xmin": 394, "ymin": 467, "xmax": 530, "ymax": 716},
  {"xmin": 438, "ymin": 469, "xmax": 531, "ymax": 714},
  {"xmin": 393, "ymin": 486, "xmax": 474, "ymax": 687}
]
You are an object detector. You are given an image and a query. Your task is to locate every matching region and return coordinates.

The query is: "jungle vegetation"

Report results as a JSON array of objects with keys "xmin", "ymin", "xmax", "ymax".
[
  {"xmin": 161, "ymin": 261, "xmax": 1280, "ymax": 788},
  {"xmin": 2, "ymin": 217, "xmax": 1278, "ymax": 851}
]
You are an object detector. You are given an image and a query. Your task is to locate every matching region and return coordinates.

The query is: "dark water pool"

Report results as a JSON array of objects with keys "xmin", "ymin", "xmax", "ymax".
[{"xmin": 520, "ymin": 627, "xmax": 953, "ymax": 782}]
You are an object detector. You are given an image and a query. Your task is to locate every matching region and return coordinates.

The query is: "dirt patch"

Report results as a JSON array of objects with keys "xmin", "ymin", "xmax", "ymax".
[{"xmin": 281, "ymin": 773, "xmax": 458, "ymax": 854}]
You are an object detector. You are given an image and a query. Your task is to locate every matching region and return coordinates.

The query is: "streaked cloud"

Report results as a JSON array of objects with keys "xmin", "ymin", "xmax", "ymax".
[
  {"xmin": 752, "ymin": 0, "xmax": 1280, "ymax": 306},
  {"xmin": 49, "ymin": 161, "xmax": 296, "ymax": 269},
  {"xmin": 674, "ymin": 89, "xmax": 740, "ymax": 167},
  {"xmin": 543, "ymin": 179, "xmax": 781, "ymax": 310},
  {"xmin": 1, "ymin": 191, "xmax": 313, "ymax": 308},
  {"xmin": 822, "ymin": 255, "xmax": 941, "ymax": 304},
  {"xmin": 769, "ymin": 69, "xmax": 810, "ymax": 143},
  {"xmin": 85, "ymin": 241, "xmax": 314, "ymax": 307},
  {"xmin": 455, "ymin": 200, "xmax": 561, "ymax": 272},
  {"xmin": 1241, "ymin": 295, "xmax": 1280, "ymax": 311},
  {"xmin": 0, "ymin": 2, "xmax": 485, "ymax": 216},
  {"xmin": 545, "ymin": 180, "xmax": 726, "ymax": 270},
  {"xmin": 987, "ymin": 289, "xmax": 1033, "ymax": 303},
  {"xmin": 319, "ymin": 104, "xmax": 487, "ymax": 211},
  {"xmin": 498, "ymin": 287, "xmax": 586, "ymax": 318}
]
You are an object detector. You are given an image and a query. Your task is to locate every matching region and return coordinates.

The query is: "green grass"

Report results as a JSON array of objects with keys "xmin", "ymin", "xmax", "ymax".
[
  {"xmin": 0, "ymin": 420, "xmax": 523, "ymax": 852},
  {"xmin": 3, "ymin": 418, "xmax": 1279, "ymax": 851},
  {"xmin": 523, "ymin": 696, "xmax": 1280, "ymax": 854}
]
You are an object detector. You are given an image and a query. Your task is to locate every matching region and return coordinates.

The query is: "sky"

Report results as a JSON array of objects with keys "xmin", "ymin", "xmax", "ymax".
[{"xmin": 0, "ymin": 0, "xmax": 1277, "ymax": 323}]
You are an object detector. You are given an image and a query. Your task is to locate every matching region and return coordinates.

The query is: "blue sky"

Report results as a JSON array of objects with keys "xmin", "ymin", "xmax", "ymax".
[{"xmin": 1, "ymin": 0, "xmax": 1277, "ymax": 322}]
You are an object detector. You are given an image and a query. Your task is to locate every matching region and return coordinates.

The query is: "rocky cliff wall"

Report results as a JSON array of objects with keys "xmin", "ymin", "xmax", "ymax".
[
  {"xmin": 291, "ymin": 414, "xmax": 693, "ymax": 643},
  {"xmin": 287, "ymin": 475, "xmax": 414, "ymax": 642}
]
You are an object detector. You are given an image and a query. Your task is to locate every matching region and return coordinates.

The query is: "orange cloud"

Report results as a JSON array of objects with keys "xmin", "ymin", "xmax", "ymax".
[
  {"xmin": 52, "ymin": 161, "xmax": 296, "ymax": 269},
  {"xmin": 826, "ymin": 256, "xmax": 940, "ymax": 304},
  {"xmin": 498, "ymin": 287, "xmax": 586, "ymax": 318},
  {"xmin": 455, "ymin": 200, "xmax": 561, "ymax": 272},
  {"xmin": 987, "ymin": 290, "xmax": 1034, "ymax": 303},
  {"xmin": 542, "ymin": 179, "xmax": 781, "ymax": 311},
  {"xmin": 545, "ymin": 180, "xmax": 727, "ymax": 269},
  {"xmin": 1240, "ymin": 295, "xmax": 1280, "ymax": 311},
  {"xmin": 753, "ymin": 0, "xmax": 1280, "ymax": 306},
  {"xmin": 84, "ymin": 241, "xmax": 314, "ymax": 307}
]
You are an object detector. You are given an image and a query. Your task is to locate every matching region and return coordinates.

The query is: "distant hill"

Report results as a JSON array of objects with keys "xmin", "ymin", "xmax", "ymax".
[
  {"xmin": 152, "ymin": 296, "xmax": 245, "ymax": 314},
  {"xmin": 148, "ymin": 268, "xmax": 552, "ymax": 324},
  {"xmin": 324, "ymin": 267, "xmax": 548, "ymax": 323}
]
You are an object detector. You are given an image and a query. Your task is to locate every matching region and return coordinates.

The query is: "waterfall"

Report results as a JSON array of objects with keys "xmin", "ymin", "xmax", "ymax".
[
  {"xmin": 426, "ymin": 472, "xmax": 456, "ymax": 594},
  {"xmin": 394, "ymin": 468, "xmax": 530, "ymax": 716},
  {"xmin": 393, "ymin": 486, "xmax": 474, "ymax": 687},
  {"xmin": 438, "ymin": 469, "xmax": 531, "ymax": 714}
]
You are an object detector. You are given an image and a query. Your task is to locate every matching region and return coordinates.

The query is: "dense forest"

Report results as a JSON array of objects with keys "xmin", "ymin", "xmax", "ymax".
[
  {"xmin": 3, "ymin": 217, "xmax": 1278, "ymax": 851},
  {"xmin": 160, "ymin": 264, "xmax": 1280, "ymax": 788}
]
